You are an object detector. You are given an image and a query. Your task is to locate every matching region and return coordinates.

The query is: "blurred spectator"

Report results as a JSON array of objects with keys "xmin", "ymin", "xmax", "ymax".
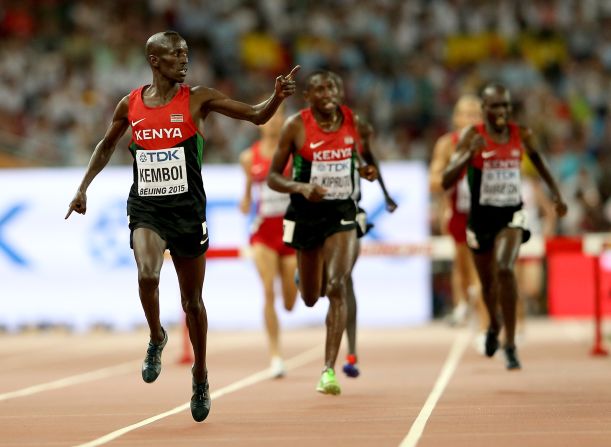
[{"xmin": 0, "ymin": 0, "xmax": 610, "ymax": 232}]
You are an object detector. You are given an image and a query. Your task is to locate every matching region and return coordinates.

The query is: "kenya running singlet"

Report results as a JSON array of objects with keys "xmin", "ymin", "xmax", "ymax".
[
  {"xmin": 292, "ymin": 105, "xmax": 361, "ymax": 207},
  {"xmin": 467, "ymin": 122, "xmax": 524, "ymax": 231},
  {"xmin": 127, "ymin": 84, "xmax": 206, "ymax": 232}
]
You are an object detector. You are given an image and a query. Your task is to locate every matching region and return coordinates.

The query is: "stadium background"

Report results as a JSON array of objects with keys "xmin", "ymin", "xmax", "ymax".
[{"xmin": 1, "ymin": 0, "xmax": 611, "ymax": 330}]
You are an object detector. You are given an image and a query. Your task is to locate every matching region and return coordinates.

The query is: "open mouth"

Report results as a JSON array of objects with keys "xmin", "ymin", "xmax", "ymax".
[{"xmin": 322, "ymin": 100, "xmax": 335, "ymax": 110}]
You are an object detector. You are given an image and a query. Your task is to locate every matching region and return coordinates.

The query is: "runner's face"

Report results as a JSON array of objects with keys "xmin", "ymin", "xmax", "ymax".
[
  {"xmin": 482, "ymin": 90, "xmax": 512, "ymax": 132},
  {"xmin": 305, "ymin": 75, "xmax": 340, "ymax": 114},
  {"xmin": 158, "ymin": 38, "xmax": 189, "ymax": 82}
]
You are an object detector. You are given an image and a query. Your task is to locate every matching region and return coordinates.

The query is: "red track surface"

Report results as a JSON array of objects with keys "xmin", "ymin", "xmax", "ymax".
[{"xmin": 1, "ymin": 320, "xmax": 610, "ymax": 447}]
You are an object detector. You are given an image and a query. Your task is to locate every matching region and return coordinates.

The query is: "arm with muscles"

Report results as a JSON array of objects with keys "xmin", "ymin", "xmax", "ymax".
[
  {"xmin": 267, "ymin": 115, "xmax": 327, "ymax": 202},
  {"xmin": 239, "ymin": 149, "xmax": 253, "ymax": 215},
  {"xmin": 195, "ymin": 66, "xmax": 300, "ymax": 125},
  {"xmin": 65, "ymin": 96, "xmax": 130, "ymax": 218},
  {"xmin": 532, "ymin": 178, "xmax": 558, "ymax": 237},
  {"xmin": 356, "ymin": 115, "xmax": 396, "ymax": 212},
  {"xmin": 520, "ymin": 126, "xmax": 568, "ymax": 217},
  {"xmin": 441, "ymin": 126, "xmax": 481, "ymax": 191}
]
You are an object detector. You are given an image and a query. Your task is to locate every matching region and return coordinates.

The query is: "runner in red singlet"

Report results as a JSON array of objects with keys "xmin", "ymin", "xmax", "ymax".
[
  {"xmin": 442, "ymin": 84, "xmax": 567, "ymax": 370},
  {"xmin": 267, "ymin": 70, "xmax": 378, "ymax": 395},
  {"xmin": 327, "ymin": 72, "xmax": 398, "ymax": 379},
  {"xmin": 429, "ymin": 95, "xmax": 488, "ymax": 347},
  {"xmin": 66, "ymin": 30, "xmax": 299, "ymax": 421},
  {"xmin": 239, "ymin": 104, "xmax": 297, "ymax": 378}
]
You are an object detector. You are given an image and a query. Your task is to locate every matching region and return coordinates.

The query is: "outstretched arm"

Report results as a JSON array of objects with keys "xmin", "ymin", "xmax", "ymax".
[
  {"xmin": 356, "ymin": 115, "xmax": 396, "ymax": 212},
  {"xmin": 520, "ymin": 126, "xmax": 568, "ymax": 217},
  {"xmin": 65, "ymin": 96, "xmax": 129, "ymax": 219},
  {"xmin": 441, "ymin": 126, "xmax": 480, "ymax": 190},
  {"xmin": 267, "ymin": 114, "xmax": 327, "ymax": 202},
  {"xmin": 196, "ymin": 66, "xmax": 300, "ymax": 125}
]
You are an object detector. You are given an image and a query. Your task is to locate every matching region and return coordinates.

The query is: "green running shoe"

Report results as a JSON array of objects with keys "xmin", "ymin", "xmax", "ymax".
[
  {"xmin": 316, "ymin": 368, "xmax": 341, "ymax": 395},
  {"xmin": 141, "ymin": 327, "xmax": 168, "ymax": 383}
]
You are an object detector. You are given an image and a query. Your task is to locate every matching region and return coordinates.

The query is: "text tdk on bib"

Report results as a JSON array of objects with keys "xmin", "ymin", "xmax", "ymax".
[{"xmin": 136, "ymin": 147, "xmax": 189, "ymax": 196}]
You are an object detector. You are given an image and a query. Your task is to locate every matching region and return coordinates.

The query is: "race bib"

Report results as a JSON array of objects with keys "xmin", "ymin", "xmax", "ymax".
[
  {"xmin": 310, "ymin": 158, "xmax": 352, "ymax": 200},
  {"xmin": 479, "ymin": 160, "xmax": 521, "ymax": 207},
  {"xmin": 456, "ymin": 176, "xmax": 471, "ymax": 213},
  {"xmin": 136, "ymin": 147, "xmax": 188, "ymax": 196},
  {"xmin": 258, "ymin": 184, "xmax": 290, "ymax": 217}
]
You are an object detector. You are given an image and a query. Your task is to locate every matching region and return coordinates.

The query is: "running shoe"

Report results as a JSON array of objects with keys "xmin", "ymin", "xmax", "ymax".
[
  {"xmin": 503, "ymin": 346, "xmax": 521, "ymax": 370},
  {"xmin": 191, "ymin": 372, "xmax": 211, "ymax": 422},
  {"xmin": 316, "ymin": 368, "xmax": 341, "ymax": 395},
  {"xmin": 270, "ymin": 356, "xmax": 286, "ymax": 379},
  {"xmin": 342, "ymin": 354, "xmax": 360, "ymax": 378},
  {"xmin": 484, "ymin": 327, "xmax": 499, "ymax": 358},
  {"xmin": 446, "ymin": 301, "xmax": 469, "ymax": 326},
  {"xmin": 141, "ymin": 327, "xmax": 168, "ymax": 383},
  {"xmin": 474, "ymin": 331, "xmax": 487, "ymax": 356}
]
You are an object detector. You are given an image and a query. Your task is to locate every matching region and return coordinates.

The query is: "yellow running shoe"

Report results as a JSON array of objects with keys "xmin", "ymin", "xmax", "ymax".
[{"xmin": 316, "ymin": 368, "xmax": 341, "ymax": 395}]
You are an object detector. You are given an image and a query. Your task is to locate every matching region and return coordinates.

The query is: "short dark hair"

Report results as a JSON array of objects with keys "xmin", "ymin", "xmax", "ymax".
[
  {"xmin": 145, "ymin": 30, "xmax": 184, "ymax": 57},
  {"xmin": 303, "ymin": 69, "xmax": 341, "ymax": 92}
]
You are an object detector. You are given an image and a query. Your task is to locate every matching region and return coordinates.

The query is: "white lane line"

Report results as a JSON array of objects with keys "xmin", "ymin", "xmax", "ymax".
[
  {"xmin": 0, "ymin": 361, "xmax": 139, "ymax": 402},
  {"xmin": 74, "ymin": 346, "xmax": 321, "ymax": 447},
  {"xmin": 399, "ymin": 331, "xmax": 470, "ymax": 447}
]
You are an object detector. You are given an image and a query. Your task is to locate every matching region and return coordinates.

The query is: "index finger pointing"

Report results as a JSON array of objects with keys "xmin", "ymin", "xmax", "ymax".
[
  {"xmin": 286, "ymin": 65, "xmax": 301, "ymax": 79},
  {"xmin": 65, "ymin": 208, "xmax": 73, "ymax": 219}
]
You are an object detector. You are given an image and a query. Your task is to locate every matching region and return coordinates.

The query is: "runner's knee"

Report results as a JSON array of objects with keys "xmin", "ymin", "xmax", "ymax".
[
  {"xmin": 496, "ymin": 264, "xmax": 515, "ymax": 283},
  {"xmin": 182, "ymin": 296, "xmax": 204, "ymax": 315},
  {"xmin": 138, "ymin": 269, "xmax": 160, "ymax": 291},
  {"xmin": 325, "ymin": 274, "xmax": 349, "ymax": 298},
  {"xmin": 301, "ymin": 290, "xmax": 318, "ymax": 307}
]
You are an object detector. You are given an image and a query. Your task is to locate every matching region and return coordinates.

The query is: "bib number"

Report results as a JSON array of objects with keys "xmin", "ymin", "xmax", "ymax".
[
  {"xmin": 310, "ymin": 159, "xmax": 352, "ymax": 200},
  {"xmin": 479, "ymin": 161, "xmax": 521, "ymax": 207},
  {"xmin": 136, "ymin": 147, "xmax": 188, "ymax": 197}
]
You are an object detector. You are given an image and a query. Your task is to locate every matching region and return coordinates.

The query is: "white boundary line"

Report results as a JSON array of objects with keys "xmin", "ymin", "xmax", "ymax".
[
  {"xmin": 399, "ymin": 331, "xmax": 470, "ymax": 447},
  {"xmin": 0, "ymin": 361, "xmax": 139, "ymax": 402},
  {"xmin": 73, "ymin": 346, "xmax": 321, "ymax": 447}
]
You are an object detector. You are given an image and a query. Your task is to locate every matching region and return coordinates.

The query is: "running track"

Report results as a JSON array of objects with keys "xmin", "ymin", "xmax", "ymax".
[{"xmin": 1, "ymin": 320, "xmax": 610, "ymax": 447}]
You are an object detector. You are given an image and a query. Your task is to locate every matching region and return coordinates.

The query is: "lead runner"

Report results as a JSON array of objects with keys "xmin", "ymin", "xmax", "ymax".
[{"xmin": 66, "ymin": 30, "xmax": 299, "ymax": 421}]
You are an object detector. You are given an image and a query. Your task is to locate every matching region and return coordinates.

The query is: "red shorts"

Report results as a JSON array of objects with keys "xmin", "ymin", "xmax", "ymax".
[
  {"xmin": 448, "ymin": 211, "xmax": 468, "ymax": 244},
  {"xmin": 250, "ymin": 216, "xmax": 295, "ymax": 257}
]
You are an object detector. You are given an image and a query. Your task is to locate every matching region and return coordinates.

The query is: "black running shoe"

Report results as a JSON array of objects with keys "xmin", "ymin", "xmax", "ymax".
[
  {"xmin": 141, "ymin": 327, "xmax": 168, "ymax": 383},
  {"xmin": 484, "ymin": 328, "xmax": 499, "ymax": 357},
  {"xmin": 503, "ymin": 346, "xmax": 521, "ymax": 370},
  {"xmin": 191, "ymin": 374, "xmax": 211, "ymax": 422}
]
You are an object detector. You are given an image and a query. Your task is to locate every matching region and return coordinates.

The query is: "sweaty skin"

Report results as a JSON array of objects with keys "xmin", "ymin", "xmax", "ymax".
[
  {"xmin": 267, "ymin": 71, "xmax": 377, "ymax": 377},
  {"xmin": 442, "ymin": 84, "xmax": 567, "ymax": 361},
  {"xmin": 66, "ymin": 31, "xmax": 299, "ymax": 396}
]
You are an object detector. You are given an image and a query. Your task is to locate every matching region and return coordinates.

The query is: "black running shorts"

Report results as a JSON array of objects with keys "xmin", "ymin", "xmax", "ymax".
[
  {"xmin": 129, "ymin": 214, "xmax": 209, "ymax": 258},
  {"xmin": 283, "ymin": 199, "xmax": 357, "ymax": 250},
  {"xmin": 466, "ymin": 208, "xmax": 531, "ymax": 253}
]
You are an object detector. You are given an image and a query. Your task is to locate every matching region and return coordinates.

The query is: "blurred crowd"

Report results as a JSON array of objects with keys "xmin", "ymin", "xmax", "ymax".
[{"xmin": 1, "ymin": 0, "xmax": 611, "ymax": 234}]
